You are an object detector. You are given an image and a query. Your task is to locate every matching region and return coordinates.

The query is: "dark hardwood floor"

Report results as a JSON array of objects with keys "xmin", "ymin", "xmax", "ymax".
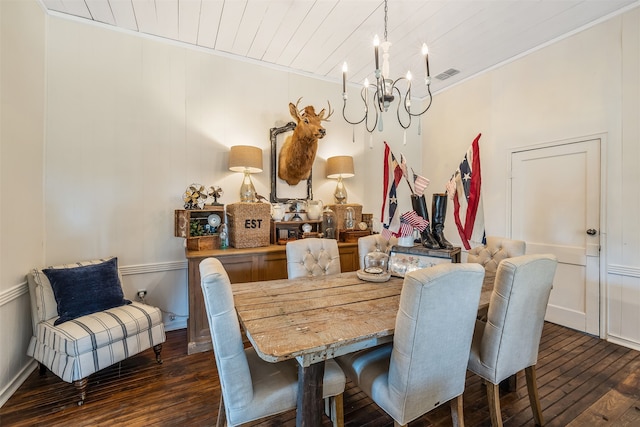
[{"xmin": 2, "ymin": 322, "xmax": 639, "ymax": 427}]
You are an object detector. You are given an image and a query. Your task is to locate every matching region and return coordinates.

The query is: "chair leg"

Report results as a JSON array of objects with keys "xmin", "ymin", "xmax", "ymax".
[
  {"xmin": 216, "ymin": 394, "xmax": 227, "ymax": 427},
  {"xmin": 525, "ymin": 365, "xmax": 544, "ymax": 426},
  {"xmin": 73, "ymin": 378, "xmax": 88, "ymax": 406},
  {"xmin": 38, "ymin": 362, "xmax": 47, "ymax": 377},
  {"xmin": 486, "ymin": 382, "xmax": 504, "ymax": 427},
  {"xmin": 153, "ymin": 344, "xmax": 163, "ymax": 364},
  {"xmin": 330, "ymin": 394, "xmax": 344, "ymax": 427},
  {"xmin": 450, "ymin": 394, "xmax": 465, "ymax": 427}
]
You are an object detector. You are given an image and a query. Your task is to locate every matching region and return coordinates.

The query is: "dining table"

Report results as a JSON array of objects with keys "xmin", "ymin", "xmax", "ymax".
[{"xmin": 232, "ymin": 270, "xmax": 493, "ymax": 427}]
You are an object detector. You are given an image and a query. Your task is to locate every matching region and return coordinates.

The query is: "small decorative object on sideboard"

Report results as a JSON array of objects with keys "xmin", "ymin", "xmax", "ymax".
[
  {"xmin": 183, "ymin": 183, "xmax": 224, "ymax": 209},
  {"xmin": 321, "ymin": 205, "xmax": 337, "ymax": 239},
  {"xmin": 183, "ymin": 183, "xmax": 208, "ymax": 209},
  {"xmin": 327, "ymin": 203, "xmax": 362, "ymax": 231}
]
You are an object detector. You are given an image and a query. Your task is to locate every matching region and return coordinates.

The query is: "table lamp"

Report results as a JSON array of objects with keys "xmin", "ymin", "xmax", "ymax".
[
  {"xmin": 229, "ymin": 145, "xmax": 263, "ymax": 202},
  {"xmin": 326, "ymin": 155, "xmax": 355, "ymax": 204}
]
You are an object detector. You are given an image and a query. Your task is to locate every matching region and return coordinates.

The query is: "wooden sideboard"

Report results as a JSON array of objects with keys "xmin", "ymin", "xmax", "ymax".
[{"xmin": 185, "ymin": 242, "xmax": 359, "ymax": 354}]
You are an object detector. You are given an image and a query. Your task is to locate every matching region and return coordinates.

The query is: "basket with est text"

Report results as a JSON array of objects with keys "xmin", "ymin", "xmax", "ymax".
[{"xmin": 226, "ymin": 203, "xmax": 271, "ymax": 248}]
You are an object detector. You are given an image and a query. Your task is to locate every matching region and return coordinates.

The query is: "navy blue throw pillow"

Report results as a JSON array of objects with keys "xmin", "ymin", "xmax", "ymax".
[{"xmin": 44, "ymin": 257, "xmax": 131, "ymax": 325}]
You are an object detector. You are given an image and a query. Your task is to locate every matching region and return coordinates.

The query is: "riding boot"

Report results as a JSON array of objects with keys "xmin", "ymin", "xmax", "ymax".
[
  {"xmin": 410, "ymin": 194, "xmax": 440, "ymax": 249},
  {"xmin": 431, "ymin": 193, "xmax": 453, "ymax": 249}
]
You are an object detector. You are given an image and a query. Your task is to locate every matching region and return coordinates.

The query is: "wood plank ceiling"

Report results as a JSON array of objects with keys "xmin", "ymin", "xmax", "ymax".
[{"xmin": 40, "ymin": 0, "xmax": 638, "ymax": 98}]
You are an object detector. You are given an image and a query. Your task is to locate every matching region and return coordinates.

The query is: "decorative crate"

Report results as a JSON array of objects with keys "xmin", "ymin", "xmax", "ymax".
[
  {"xmin": 327, "ymin": 203, "xmax": 363, "ymax": 231},
  {"xmin": 227, "ymin": 202, "xmax": 271, "ymax": 248},
  {"xmin": 175, "ymin": 206, "xmax": 224, "ymax": 251},
  {"xmin": 186, "ymin": 235, "xmax": 218, "ymax": 251}
]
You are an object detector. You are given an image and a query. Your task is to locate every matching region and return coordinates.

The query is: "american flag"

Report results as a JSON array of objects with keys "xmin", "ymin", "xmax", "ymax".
[
  {"xmin": 381, "ymin": 142, "xmax": 403, "ymax": 237},
  {"xmin": 412, "ymin": 169, "xmax": 430, "ymax": 197},
  {"xmin": 448, "ymin": 133, "xmax": 485, "ymax": 250},
  {"xmin": 401, "ymin": 210, "xmax": 429, "ymax": 231}
]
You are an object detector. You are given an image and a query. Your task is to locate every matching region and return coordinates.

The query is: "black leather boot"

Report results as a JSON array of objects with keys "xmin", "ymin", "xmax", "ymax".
[
  {"xmin": 410, "ymin": 194, "xmax": 440, "ymax": 249},
  {"xmin": 431, "ymin": 193, "xmax": 453, "ymax": 249}
]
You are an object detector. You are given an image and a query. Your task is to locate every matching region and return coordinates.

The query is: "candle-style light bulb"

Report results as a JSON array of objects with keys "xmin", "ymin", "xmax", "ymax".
[
  {"xmin": 373, "ymin": 35, "xmax": 380, "ymax": 70},
  {"xmin": 422, "ymin": 43, "xmax": 430, "ymax": 77},
  {"xmin": 342, "ymin": 62, "xmax": 348, "ymax": 93},
  {"xmin": 406, "ymin": 71, "xmax": 412, "ymax": 80}
]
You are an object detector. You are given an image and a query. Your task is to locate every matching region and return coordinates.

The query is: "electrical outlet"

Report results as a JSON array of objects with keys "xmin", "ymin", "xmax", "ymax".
[{"xmin": 137, "ymin": 289, "xmax": 147, "ymax": 299}]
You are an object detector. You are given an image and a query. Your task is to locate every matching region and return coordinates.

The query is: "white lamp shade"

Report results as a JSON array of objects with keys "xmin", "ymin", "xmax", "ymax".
[
  {"xmin": 229, "ymin": 145, "xmax": 263, "ymax": 173},
  {"xmin": 326, "ymin": 156, "xmax": 355, "ymax": 179}
]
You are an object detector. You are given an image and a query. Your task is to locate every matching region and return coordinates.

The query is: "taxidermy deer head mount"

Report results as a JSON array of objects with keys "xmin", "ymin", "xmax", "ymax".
[{"xmin": 278, "ymin": 98, "xmax": 333, "ymax": 186}]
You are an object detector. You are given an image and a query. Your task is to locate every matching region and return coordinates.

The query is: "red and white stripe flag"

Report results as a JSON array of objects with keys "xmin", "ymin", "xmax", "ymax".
[
  {"xmin": 412, "ymin": 169, "xmax": 430, "ymax": 197},
  {"xmin": 381, "ymin": 142, "xmax": 403, "ymax": 237},
  {"xmin": 401, "ymin": 210, "xmax": 429, "ymax": 231},
  {"xmin": 449, "ymin": 133, "xmax": 485, "ymax": 250}
]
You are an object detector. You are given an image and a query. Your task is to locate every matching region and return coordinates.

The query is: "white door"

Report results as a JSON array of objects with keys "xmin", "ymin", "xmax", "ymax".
[{"xmin": 510, "ymin": 139, "xmax": 600, "ymax": 335}]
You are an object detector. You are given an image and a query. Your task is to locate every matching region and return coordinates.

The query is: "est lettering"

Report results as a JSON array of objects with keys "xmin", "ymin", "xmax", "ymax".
[{"xmin": 244, "ymin": 219, "xmax": 263, "ymax": 229}]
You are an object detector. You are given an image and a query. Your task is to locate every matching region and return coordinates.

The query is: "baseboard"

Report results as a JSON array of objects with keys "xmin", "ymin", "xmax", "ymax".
[
  {"xmin": 165, "ymin": 320, "xmax": 187, "ymax": 332},
  {"xmin": 606, "ymin": 334, "xmax": 640, "ymax": 352},
  {"xmin": 0, "ymin": 360, "xmax": 37, "ymax": 408}
]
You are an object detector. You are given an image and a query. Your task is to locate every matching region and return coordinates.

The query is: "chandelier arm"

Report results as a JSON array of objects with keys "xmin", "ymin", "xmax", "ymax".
[
  {"xmin": 407, "ymin": 85, "xmax": 433, "ymax": 117},
  {"xmin": 393, "ymin": 84, "xmax": 412, "ymax": 130},
  {"xmin": 341, "ymin": 88, "xmax": 368, "ymax": 126},
  {"xmin": 365, "ymin": 93, "xmax": 380, "ymax": 133}
]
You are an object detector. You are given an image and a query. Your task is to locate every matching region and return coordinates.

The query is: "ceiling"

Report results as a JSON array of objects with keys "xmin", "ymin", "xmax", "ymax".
[{"xmin": 40, "ymin": 0, "xmax": 639, "ymax": 98}]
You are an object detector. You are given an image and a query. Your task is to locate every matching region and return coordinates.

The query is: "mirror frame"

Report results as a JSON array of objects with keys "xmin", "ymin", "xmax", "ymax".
[{"xmin": 270, "ymin": 122, "xmax": 313, "ymax": 203}]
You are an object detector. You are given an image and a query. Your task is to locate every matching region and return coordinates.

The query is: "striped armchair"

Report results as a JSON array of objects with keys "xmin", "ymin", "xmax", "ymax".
[{"xmin": 26, "ymin": 257, "xmax": 166, "ymax": 405}]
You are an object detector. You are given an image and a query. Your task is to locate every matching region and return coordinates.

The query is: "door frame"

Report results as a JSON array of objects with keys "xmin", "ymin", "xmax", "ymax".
[{"xmin": 505, "ymin": 133, "xmax": 608, "ymax": 338}]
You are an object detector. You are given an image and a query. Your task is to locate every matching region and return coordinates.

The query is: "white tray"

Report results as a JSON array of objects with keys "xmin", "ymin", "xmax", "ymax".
[{"xmin": 356, "ymin": 269, "xmax": 391, "ymax": 283}]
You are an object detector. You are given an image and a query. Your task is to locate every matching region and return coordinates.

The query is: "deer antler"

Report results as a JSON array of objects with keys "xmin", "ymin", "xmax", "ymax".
[
  {"xmin": 294, "ymin": 97, "xmax": 304, "ymax": 116},
  {"xmin": 320, "ymin": 100, "xmax": 334, "ymax": 121}
]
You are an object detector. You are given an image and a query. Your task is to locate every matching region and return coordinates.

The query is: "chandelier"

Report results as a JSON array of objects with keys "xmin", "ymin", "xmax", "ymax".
[{"xmin": 341, "ymin": 0, "xmax": 432, "ymax": 134}]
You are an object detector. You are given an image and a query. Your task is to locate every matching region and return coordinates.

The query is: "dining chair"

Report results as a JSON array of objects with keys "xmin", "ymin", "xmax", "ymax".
[
  {"xmin": 286, "ymin": 237, "xmax": 341, "ymax": 279},
  {"xmin": 467, "ymin": 236, "xmax": 526, "ymax": 289},
  {"xmin": 467, "ymin": 254, "xmax": 557, "ymax": 427},
  {"xmin": 357, "ymin": 234, "xmax": 398, "ymax": 270},
  {"xmin": 199, "ymin": 257, "xmax": 346, "ymax": 427},
  {"xmin": 336, "ymin": 263, "xmax": 485, "ymax": 427}
]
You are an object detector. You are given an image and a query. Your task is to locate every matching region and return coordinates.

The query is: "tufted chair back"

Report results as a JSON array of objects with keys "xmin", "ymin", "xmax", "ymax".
[
  {"xmin": 467, "ymin": 236, "xmax": 526, "ymax": 288},
  {"xmin": 357, "ymin": 234, "xmax": 398, "ymax": 270},
  {"xmin": 286, "ymin": 238, "xmax": 341, "ymax": 279}
]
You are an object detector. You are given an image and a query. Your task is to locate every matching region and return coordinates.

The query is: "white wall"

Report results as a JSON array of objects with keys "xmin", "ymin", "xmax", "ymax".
[
  {"xmin": 423, "ymin": 8, "xmax": 640, "ymax": 349},
  {"xmin": 0, "ymin": 4, "xmax": 423, "ymax": 403},
  {"xmin": 0, "ymin": 0, "xmax": 46, "ymax": 406},
  {"xmin": 42, "ymin": 16, "xmax": 422, "ymax": 327}
]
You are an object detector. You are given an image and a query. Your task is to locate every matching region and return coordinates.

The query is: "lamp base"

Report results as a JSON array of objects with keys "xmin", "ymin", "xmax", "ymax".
[
  {"xmin": 333, "ymin": 177, "xmax": 348, "ymax": 204},
  {"xmin": 240, "ymin": 171, "xmax": 256, "ymax": 203}
]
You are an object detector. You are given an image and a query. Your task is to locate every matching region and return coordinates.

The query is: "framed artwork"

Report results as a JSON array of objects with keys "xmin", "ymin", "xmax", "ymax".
[
  {"xmin": 388, "ymin": 249, "xmax": 452, "ymax": 277},
  {"xmin": 270, "ymin": 122, "xmax": 313, "ymax": 203}
]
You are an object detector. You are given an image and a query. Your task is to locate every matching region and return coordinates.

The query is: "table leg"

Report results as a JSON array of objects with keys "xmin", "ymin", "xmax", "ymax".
[{"xmin": 296, "ymin": 361, "xmax": 325, "ymax": 427}]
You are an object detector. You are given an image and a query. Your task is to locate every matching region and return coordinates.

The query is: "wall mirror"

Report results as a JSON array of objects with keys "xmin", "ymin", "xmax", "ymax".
[{"xmin": 270, "ymin": 122, "xmax": 313, "ymax": 203}]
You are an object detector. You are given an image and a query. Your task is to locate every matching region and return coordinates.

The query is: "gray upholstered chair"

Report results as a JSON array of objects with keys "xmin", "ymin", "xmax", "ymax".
[
  {"xmin": 357, "ymin": 234, "xmax": 398, "ymax": 270},
  {"xmin": 467, "ymin": 254, "xmax": 557, "ymax": 427},
  {"xmin": 336, "ymin": 263, "xmax": 485, "ymax": 427},
  {"xmin": 199, "ymin": 257, "xmax": 345, "ymax": 427},
  {"xmin": 467, "ymin": 236, "xmax": 526, "ymax": 289},
  {"xmin": 286, "ymin": 238, "xmax": 341, "ymax": 279},
  {"xmin": 26, "ymin": 257, "xmax": 165, "ymax": 405}
]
